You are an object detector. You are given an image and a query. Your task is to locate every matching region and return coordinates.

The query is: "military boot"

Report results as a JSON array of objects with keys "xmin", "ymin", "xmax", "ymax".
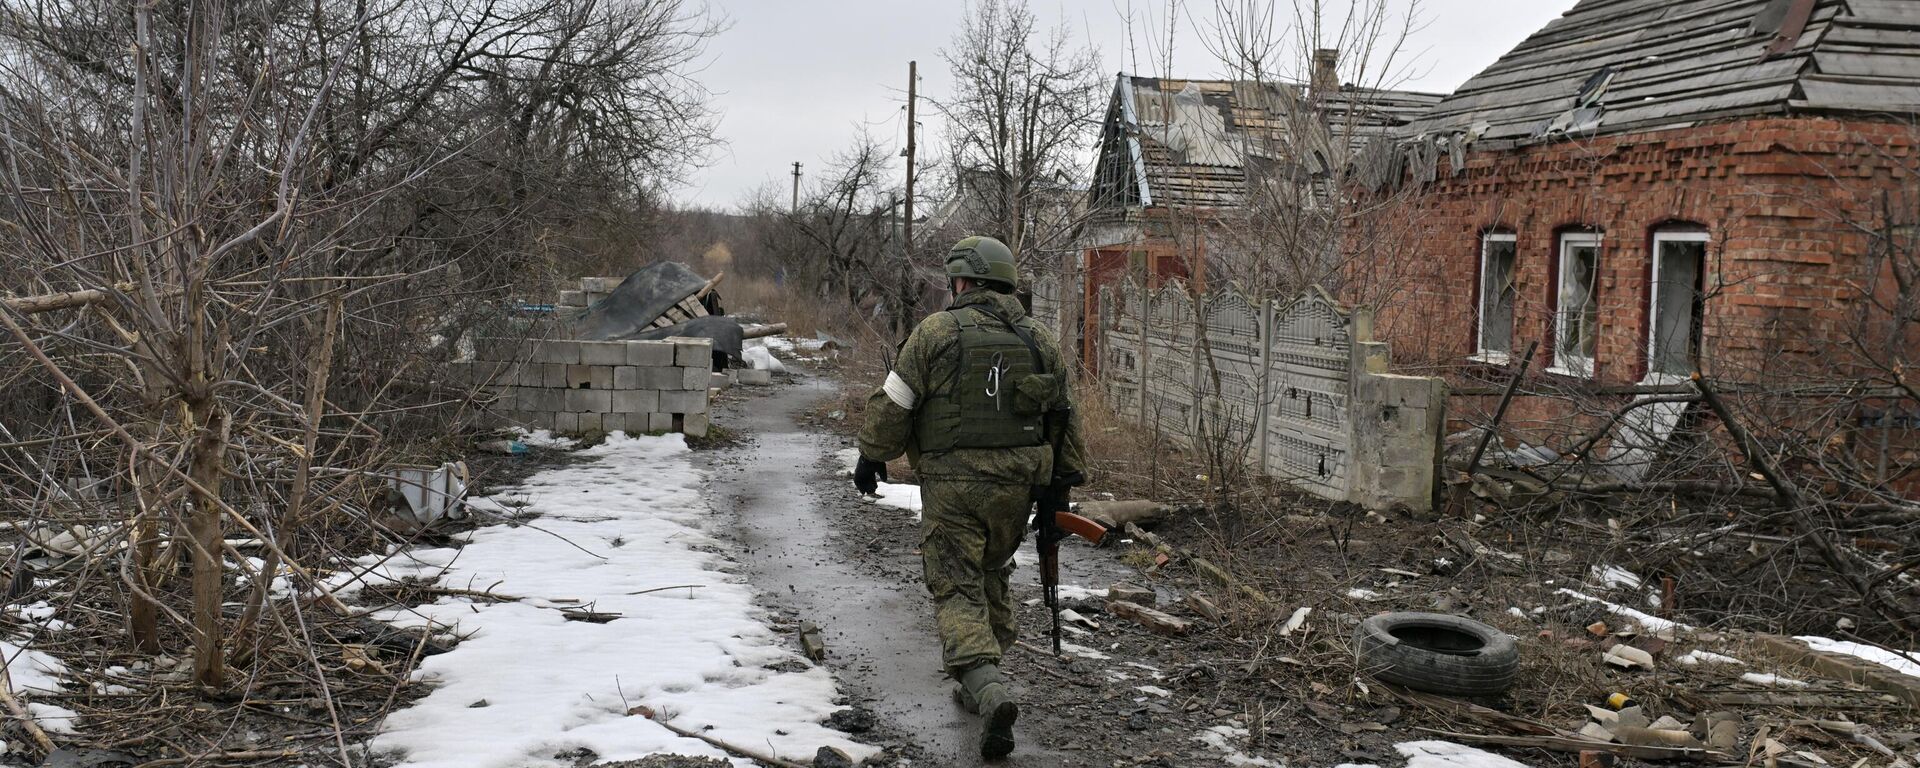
[
  {"xmin": 950, "ymin": 682, "xmax": 977, "ymax": 713},
  {"xmin": 960, "ymin": 663, "xmax": 1019, "ymax": 760}
]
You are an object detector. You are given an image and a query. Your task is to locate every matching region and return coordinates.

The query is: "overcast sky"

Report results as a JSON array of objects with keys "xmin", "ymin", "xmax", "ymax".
[{"xmin": 674, "ymin": 0, "xmax": 1578, "ymax": 210}]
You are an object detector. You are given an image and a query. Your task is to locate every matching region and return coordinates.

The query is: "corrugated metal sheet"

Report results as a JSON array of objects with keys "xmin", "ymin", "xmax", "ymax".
[{"xmin": 1402, "ymin": 0, "xmax": 1920, "ymax": 143}]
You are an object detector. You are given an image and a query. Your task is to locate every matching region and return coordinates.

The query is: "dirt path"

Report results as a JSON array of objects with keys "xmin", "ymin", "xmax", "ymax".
[{"xmin": 702, "ymin": 374, "xmax": 1226, "ymax": 767}]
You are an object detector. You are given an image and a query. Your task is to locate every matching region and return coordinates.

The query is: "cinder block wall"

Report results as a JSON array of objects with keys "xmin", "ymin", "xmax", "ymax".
[
  {"xmin": 556, "ymin": 276, "xmax": 624, "ymax": 310},
  {"xmin": 455, "ymin": 337, "xmax": 712, "ymax": 437}
]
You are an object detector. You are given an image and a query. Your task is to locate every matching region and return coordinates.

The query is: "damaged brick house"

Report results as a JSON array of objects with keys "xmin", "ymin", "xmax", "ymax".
[
  {"xmin": 1072, "ymin": 57, "xmax": 1441, "ymax": 366},
  {"xmin": 1351, "ymin": 0, "xmax": 1920, "ymax": 485}
]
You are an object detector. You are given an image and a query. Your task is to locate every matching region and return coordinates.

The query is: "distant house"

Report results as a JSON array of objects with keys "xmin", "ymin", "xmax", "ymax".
[
  {"xmin": 1071, "ymin": 57, "xmax": 1442, "ymax": 366},
  {"xmin": 1355, "ymin": 0, "xmax": 1920, "ymax": 388},
  {"xmin": 919, "ymin": 167, "xmax": 1086, "ymax": 257}
]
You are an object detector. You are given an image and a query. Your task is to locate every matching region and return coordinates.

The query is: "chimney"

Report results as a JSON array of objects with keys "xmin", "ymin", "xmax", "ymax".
[{"xmin": 1311, "ymin": 48, "xmax": 1340, "ymax": 97}]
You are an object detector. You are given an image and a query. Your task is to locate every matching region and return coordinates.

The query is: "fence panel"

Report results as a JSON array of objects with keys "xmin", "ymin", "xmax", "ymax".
[
  {"xmin": 1261, "ymin": 292, "xmax": 1354, "ymax": 502},
  {"xmin": 1197, "ymin": 289, "xmax": 1263, "ymax": 458},
  {"xmin": 1143, "ymin": 282, "xmax": 1197, "ymax": 439}
]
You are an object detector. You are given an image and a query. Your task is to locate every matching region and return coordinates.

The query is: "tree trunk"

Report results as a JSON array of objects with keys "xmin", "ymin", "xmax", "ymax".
[{"xmin": 187, "ymin": 401, "xmax": 230, "ymax": 688}]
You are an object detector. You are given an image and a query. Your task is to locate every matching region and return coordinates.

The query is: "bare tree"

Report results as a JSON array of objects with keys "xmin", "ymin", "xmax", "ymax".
[
  {"xmin": 935, "ymin": 0, "xmax": 1105, "ymax": 267},
  {"xmin": 0, "ymin": 0, "xmax": 719, "ymax": 752}
]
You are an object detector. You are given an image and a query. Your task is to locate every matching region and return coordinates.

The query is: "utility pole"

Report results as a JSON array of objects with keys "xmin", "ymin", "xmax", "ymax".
[
  {"xmin": 903, "ymin": 61, "xmax": 917, "ymax": 259},
  {"xmin": 790, "ymin": 162, "xmax": 803, "ymax": 213}
]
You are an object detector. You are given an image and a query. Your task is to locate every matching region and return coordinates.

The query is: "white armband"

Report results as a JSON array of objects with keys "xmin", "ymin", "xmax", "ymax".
[{"xmin": 882, "ymin": 371, "xmax": 917, "ymax": 410}]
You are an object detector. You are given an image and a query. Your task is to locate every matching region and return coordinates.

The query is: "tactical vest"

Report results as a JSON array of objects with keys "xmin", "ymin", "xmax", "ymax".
[{"xmin": 915, "ymin": 306, "xmax": 1060, "ymax": 453}]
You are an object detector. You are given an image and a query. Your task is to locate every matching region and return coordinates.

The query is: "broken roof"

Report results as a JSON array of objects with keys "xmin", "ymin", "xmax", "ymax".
[
  {"xmin": 1091, "ymin": 75, "xmax": 1443, "ymax": 211},
  {"xmin": 1403, "ymin": 0, "xmax": 1920, "ymax": 143}
]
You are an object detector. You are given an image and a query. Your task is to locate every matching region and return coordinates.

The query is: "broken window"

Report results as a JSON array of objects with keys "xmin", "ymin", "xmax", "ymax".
[
  {"xmin": 1648, "ymin": 231, "xmax": 1706, "ymax": 378},
  {"xmin": 1554, "ymin": 232, "xmax": 1601, "ymax": 377},
  {"xmin": 1476, "ymin": 233, "xmax": 1517, "ymax": 362}
]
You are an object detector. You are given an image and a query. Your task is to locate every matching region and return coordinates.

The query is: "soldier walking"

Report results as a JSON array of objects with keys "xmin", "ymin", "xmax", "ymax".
[{"xmin": 853, "ymin": 235, "xmax": 1088, "ymax": 760}]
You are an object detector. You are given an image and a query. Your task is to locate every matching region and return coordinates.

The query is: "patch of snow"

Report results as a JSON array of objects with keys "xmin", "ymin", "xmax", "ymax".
[
  {"xmin": 1060, "ymin": 641, "xmax": 1111, "ymax": 660},
  {"xmin": 1555, "ymin": 588, "xmax": 1691, "ymax": 633},
  {"xmin": 1397, "ymin": 740, "xmax": 1534, "ymax": 768},
  {"xmin": 1676, "ymin": 650, "xmax": 1745, "ymax": 666},
  {"xmin": 834, "ymin": 448, "xmax": 922, "ymax": 520},
  {"xmin": 1194, "ymin": 725, "xmax": 1281, "ymax": 767},
  {"xmin": 1795, "ymin": 636, "xmax": 1920, "ymax": 680},
  {"xmin": 1123, "ymin": 661, "xmax": 1165, "ymax": 679},
  {"xmin": 1136, "ymin": 685, "xmax": 1172, "ymax": 698},
  {"xmin": 1589, "ymin": 565, "xmax": 1644, "ymax": 590},
  {"xmin": 1, "ymin": 641, "xmax": 66, "ymax": 695},
  {"xmin": 514, "ymin": 429, "xmax": 578, "ymax": 450},
  {"xmin": 1053, "ymin": 584, "xmax": 1106, "ymax": 602},
  {"xmin": 2, "ymin": 640, "xmax": 72, "ymax": 734},
  {"xmin": 364, "ymin": 434, "xmax": 875, "ymax": 768},
  {"xmin": 1347, "ymin": 588, "xmax": 1382, "ymax": 600},
  {"xmin": 1741, "ymin": 672, "xmax": 1810, "ymax": 688},
  {"xmin": 1507, "ymin": 607, "xmax": 1527, "ymax": 620},
  {"xmin": 27, "ymin": 703, "xmax": 77, "ymax": 734},
  {"xmin": 742, "ymin": 345, "xmax": 787, "ymax": 372},
  {"xmin": 864, "ymin": 481, "xmax": 922, "ymax": 520},
  {"xmin": 7, "ymin": 602, "xmax": 72, "ymax": 632}
]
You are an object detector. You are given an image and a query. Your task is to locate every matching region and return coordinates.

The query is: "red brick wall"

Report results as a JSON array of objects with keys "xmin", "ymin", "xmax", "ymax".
[{"xmin": 1352, "ymin": 117, "xmax": 1918, "ymax": 387}]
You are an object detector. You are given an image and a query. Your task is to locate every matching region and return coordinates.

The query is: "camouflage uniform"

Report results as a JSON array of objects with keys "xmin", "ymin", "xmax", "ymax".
[{"xmin": 857, "ymin": 288, "xmax": 1088, "ymax": 677}]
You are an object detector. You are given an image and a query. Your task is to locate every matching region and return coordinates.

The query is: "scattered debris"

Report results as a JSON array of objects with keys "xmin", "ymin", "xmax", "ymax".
[
  {"xmin": 812, "ymin": 746, "xmax": 855, "ymax": 768},
  {"xmin": 1604, "ymin": 645, "xmax": 1656, "ymax": 671},
  {"xmin": 1059, "ymin": 608, "xmax": 1100, "ymax": 630},
  {"xmin": 383, "ymin": 461, "xmax": 470, "ymax": 528},
  {"xmin": 824, "ymin": 708, "xmax": 875, "ymax": 735},
  {"xmin": 1121, "ymin": 522, "xmax": 1269, "ymax": 603},
  {"xmin": 1279, "ymin": 606, "xmax": 1313, "ymax": 637},
  {"xmin": 1108, "ymin": 600, "xmax": 1191, "ymax": 636},
  {"xmin": 799, "ymin": 621, "xmax": 827, "ymax": 662},
  {"xmin": 1074, "ymin": 500, "xmax": 1172, "ymax": 528},
  {"xmin": 1184, "ymin": 592, "xmax": 1224, "ymax": 624},
  {"xmin": 1108, "ymin": 582, "xmax": 1155, "ymax": 605}
]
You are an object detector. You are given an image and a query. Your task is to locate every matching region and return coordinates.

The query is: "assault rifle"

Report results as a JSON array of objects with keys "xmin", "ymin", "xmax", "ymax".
[{"xmin": 1034, "ymin": 467, "xmax": 1103, "ymax": 655}]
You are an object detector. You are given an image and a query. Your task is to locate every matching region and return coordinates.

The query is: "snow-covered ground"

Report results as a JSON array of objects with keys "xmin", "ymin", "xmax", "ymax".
[
  {"xmin": 2, "ymin": 638, "xmax": 76, "ymax": 736},
  {"xmin": 335, "ymin": 433, "xmax": 875, "ymax": 768},
  {"xmin": 1797, "ymin": 635, "xmax": 1920, "ymax": 680},
  {"xmin": 835, "ymin": 447, "xmax": 923, "ymax": 519}
]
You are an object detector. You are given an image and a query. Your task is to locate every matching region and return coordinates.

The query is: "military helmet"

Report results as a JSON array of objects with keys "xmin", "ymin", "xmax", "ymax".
[{"xmin": 945, "ymin": 236, "xmax": 1018, "ymax": 289}]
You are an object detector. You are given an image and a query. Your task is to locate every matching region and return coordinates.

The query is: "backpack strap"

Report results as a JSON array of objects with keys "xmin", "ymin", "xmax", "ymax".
[{"xmin": 966, "ymin": 305, "xmax": 1047, "ymax": 376}]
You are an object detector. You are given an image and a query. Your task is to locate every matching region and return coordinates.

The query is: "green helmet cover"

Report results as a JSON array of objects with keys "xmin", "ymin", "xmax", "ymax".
[{"xmin": 945, "ymin": 236, "xmax": 1018, "ymax": 289}]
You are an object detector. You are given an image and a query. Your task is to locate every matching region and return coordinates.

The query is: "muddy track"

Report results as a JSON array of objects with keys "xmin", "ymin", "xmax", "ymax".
[{"xmin": 702, "ymin": 374, "xmax": 1253, "ymax": 767}]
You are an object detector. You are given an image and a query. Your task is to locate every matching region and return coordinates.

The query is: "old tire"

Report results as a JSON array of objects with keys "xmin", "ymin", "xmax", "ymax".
[{"xmin": 1353, "ymin": 612, "xmax": 1518, "ymax": 697}]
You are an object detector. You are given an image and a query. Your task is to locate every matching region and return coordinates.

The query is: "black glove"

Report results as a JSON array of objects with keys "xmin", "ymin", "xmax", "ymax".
[{"xmin": 853, "ymin": 457, "xmax": 888, "ymax": 495}]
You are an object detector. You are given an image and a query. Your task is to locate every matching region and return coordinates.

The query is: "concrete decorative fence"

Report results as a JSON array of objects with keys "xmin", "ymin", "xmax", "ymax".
[
  {"xmin": 1034, "ymin": 278, "xmax": 1446, "ymax": 512},
  {"xmin": 455, "ymin": 337, "xmax": 713, "ymax": 437}
]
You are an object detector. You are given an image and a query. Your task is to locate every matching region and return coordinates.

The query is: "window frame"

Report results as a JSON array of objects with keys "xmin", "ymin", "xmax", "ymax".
[
  {"xmin": 1646, "ymin": 229, "xmax": 1709, "ymax": 379},
  {"xmin": 1472, "ymin": 232, "xmax": 1519, "ymax": 365},
  {"xmin": 1550, "ymin": 231, "xmax": 1603, "ymax": 378}
]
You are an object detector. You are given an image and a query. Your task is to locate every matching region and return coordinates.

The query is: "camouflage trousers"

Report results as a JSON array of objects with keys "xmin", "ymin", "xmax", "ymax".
[{"xmin": 919, "ymin": 479, "xmax": 1032, "ymax": 678}]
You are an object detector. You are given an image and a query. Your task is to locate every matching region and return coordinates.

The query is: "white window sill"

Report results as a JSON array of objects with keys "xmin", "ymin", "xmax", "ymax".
[
  {"xmin": 1468, "ymin": 351, "xmax": 1512, "ymax": 366},
  {"xmin": 1545, "ymin": 363, "xmax": 1594, "ymax": 379}
]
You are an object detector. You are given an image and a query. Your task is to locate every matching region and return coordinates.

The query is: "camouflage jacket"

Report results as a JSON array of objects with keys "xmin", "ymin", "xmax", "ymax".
[{"xmin": 858, "ymin": 289, "xmax": 1089, "ymax": 486}]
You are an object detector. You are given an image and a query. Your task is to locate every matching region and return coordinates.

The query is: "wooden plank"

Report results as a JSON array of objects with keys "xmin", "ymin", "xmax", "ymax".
[{"xmin": 1107, "ymin": 600, "xmax": 1192, "ymax": 636}]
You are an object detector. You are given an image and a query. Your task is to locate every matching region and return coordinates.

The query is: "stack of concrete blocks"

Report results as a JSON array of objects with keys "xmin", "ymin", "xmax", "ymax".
[
  {"xmin": 556, "ymin": 276, "xmax": 623, "ymax": 310},
  {"xmin": 466, "ymin": 336, "xmax": 712, "ymax": 437}
]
